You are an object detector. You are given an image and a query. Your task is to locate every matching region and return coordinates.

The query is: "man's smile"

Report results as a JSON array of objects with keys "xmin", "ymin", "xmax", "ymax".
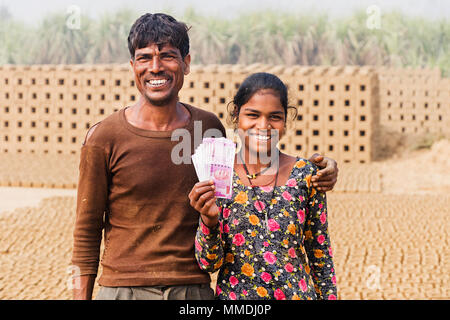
[{"xmin": 145, "ymin": 77, "xmax": 171, "ymax": 89}]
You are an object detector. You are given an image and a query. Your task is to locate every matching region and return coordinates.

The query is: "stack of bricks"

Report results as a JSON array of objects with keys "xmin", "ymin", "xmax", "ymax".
[
  {"xmin": 378, "ymin": 66, "xmax": 449, "ymax": 136},
  {"xmin": 0, "ymin": 64, "xmax": 138, "ymax": 155},
  {"xmin": 180, "ymin": 64, "xmax": 380, "ymax": 163},
  {"xmin": 0, "ymin": 64, "xmax": 447, "ymax": 164},
  {"xmin": 277, "ymin": 65, "xmax": 380, "ymax": 164}
]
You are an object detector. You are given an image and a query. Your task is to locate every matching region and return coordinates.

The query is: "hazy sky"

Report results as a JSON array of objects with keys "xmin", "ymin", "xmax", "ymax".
[{"xmin": 1, "ymin": 0, "xmax": 449, "ymax": 24}]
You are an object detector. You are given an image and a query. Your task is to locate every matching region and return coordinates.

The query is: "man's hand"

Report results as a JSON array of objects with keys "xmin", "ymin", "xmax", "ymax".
[
  {"xmin": 72, "ymin": 274, "xmax": 96, "ymax": 300},
  {"xmin": 308, "ymin": 153, "xmax": 339, "ymax": 192},
  {"xmin": 188, "ymin": 180, "xmax": 220, "ymax": 228}
]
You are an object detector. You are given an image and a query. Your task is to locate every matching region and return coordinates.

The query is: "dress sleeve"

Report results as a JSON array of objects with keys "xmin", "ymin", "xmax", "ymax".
[
  {"xmin": 71, "ymin": 143, "xmax": 109, "ymax": 276},
  {"xmin": 194, "ymin": 211, "xmax": 224, "ymax": 273},
  {"xmin": 303, "ymin": 168, "xmax": 338, "ymax": 300}
]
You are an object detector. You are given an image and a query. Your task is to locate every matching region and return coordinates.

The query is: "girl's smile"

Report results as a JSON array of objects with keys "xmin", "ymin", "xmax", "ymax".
[{"xmin": 238, "ymin": 89, "xmax": 286, "ymax": 158}]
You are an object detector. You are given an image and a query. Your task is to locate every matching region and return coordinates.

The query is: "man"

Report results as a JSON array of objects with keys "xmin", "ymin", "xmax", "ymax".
[{"xmin": 71, "ymin": 13, "xmax": 338, "ymax": 300}]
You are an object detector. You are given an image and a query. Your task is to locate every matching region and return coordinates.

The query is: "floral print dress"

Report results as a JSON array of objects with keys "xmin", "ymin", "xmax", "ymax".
[{"xmin": 194, "ymin": 157, "xmax": 338, "ymax": 300}]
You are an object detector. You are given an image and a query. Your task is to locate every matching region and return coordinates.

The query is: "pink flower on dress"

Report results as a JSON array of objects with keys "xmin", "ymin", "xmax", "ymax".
[
  {"xmin": 284, "ymin": 263, "xmax": 294, "ymax": 273},
  {"xmin": 229, "ymin": 276, "xmax": 238, "ymax": 287},
  {"xmin": 320, "ymin": 212, "xmax": 327, "ymax": 224},
  {"xmin": 319, "ymin": 203, "xmax": 323, "ymax": 209},
  {"xmin": 287, "ymin": 178, "xmax": 297, "ymax": 187},
  {"xmin": 282, "ymin": 191, "xmax": 292, "ymax": 201},
  {"xmin": 299, "ymin": 279, "xmax": 307, "ymax": 292},
  {"xmin": 224, "ymin": 224, "xmax": 230, "ymax": 233},
  {"xmin": 328, "ymin": 294, "xmax": 337, "ymax": 300},
  {"xmin": 274, "ymin": 289, "xmax": 286, "ymax": 300},
  {"xmin": 201, "ymin": 223, "xmax": 210, "ymax": 235},
  {"xmin": 263, "ymin": 241, "xmax": 270, "ymax": 247},
  {"xmin": 216, "ymin": 286, "xmax": 222, "ymax": 295},
  {"xmin": 288, "ymin": 247, "xmax": 297, "ymax": 258},
  {"xmin": 233, "ymin": 218, "xmax": 239, "ymax": 225},
  {"xmin": 263, "ymin": 251, "xmax": 277, "ymax": 264},
  {"xmin": 328, "ymin": 247, "xmax": 334, "ymax": 257},
  {"xmin": 223, "ymin": 207, "xmax": 231, "ymax": 219},
  {"xmin": 297, "ymin": 209, "xmax": 305, "ymax": 223},
  {"xmin": 200, "ymin": 258, "xmax": 209, "ymax": 267},
  {"xmin": 229, "ymin": 292, "xmax": 237, "ymax": 300},
  {"xmin": 243, "ymin": 290, "xmax": 248, "ymax": 296},
  {"xmin": 261, "ymin": 272, "xmax": 272, "ymax": 283},
  {"xmin": 267, "ymin": 219, "xmax": 280, "ymax": 232},
  {"xmin": 232, "ymin": 233, "xmax": 245, "ymax": 246},
  {"xmin": 332, "ymin": 275, "xmax": 337, "ymax": 285},
  {"xmin": 254, "ymin": 200, "xmax": 266, "ymax": 212},
  {"xmin": 194, "ymin": 239, "xmax": 202, "ymax": 252},
  {"xmin": 317, "ymin": 234, "xmax": 325, "ymax": 245}
]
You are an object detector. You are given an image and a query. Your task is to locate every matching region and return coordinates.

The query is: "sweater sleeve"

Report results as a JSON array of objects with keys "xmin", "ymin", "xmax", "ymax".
[
  {"xmin": 194, "ymin": 215, "xmax": 224, "ymax": 273},
  {"xmin": 71, "ymin": 143, "xmax": 109, "ymax": 276},
  {"xmin": 303, "ymin": 170, "xmax": 338, "ymax": 300}
]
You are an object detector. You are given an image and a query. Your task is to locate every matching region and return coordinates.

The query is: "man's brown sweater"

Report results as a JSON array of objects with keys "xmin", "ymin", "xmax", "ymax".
[{"xmin": 71, "ymin": 104, "xmax": 226, "ymax": 286}]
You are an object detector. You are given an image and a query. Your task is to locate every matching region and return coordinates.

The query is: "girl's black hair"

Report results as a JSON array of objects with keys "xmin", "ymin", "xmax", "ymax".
[
  {"xmin": 128, "ymin": 13, "xmax": 190, "ymax": 59},
  {"xmin": 228, "ymin": 72, "xmax": 296, "ymax": 125}
]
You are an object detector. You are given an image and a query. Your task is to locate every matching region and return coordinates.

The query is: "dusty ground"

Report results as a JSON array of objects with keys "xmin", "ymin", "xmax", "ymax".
[
  {"xmin": 0, "ymin": 139, "xmax": 449, "ymax": 300},
  {"xmin": 0, "ymin": 187, "xmax": 76, "ymax": 214}
]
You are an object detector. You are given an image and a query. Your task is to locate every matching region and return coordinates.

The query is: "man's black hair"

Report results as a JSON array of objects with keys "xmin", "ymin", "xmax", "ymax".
[{"xmin": 128, "ymin": 13, "xmax": 190, "ymax": 59}]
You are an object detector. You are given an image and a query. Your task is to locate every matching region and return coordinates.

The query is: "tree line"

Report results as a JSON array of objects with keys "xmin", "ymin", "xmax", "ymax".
[{"xmin": 0, "ymin": 6, "xmax": 448, "ymax": 76}]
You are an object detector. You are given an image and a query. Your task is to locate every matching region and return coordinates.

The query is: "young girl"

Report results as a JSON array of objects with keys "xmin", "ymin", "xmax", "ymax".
[{"xmin": 189, "ymin": 73, "xmax": 338, "ymax": 300}]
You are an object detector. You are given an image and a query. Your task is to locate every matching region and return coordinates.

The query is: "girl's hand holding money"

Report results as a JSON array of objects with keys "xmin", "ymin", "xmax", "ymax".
[{"xmin": 189, "ymin": 180, "xmax": 220, "ymax": 228}]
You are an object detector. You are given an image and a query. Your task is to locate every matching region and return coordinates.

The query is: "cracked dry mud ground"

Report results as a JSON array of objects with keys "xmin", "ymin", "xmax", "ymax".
[
  {"xmin": 0, "ymin": 192, "xmax": 448, "ymax": 300},
  {"xmin": 0, "ymin": 140, "xmax": 449, "ymax": 299}
]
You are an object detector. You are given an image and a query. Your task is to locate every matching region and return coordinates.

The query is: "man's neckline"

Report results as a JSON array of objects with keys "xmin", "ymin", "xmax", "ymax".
[{"xmin": 120, "ymin": 103, "xmax": 195, "ymax": 138}]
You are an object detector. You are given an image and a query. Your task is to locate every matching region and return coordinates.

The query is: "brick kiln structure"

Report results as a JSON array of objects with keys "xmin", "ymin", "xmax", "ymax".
[{"xmin": 0, "ymin": 64, "xmax": 448, "ymax": 164}]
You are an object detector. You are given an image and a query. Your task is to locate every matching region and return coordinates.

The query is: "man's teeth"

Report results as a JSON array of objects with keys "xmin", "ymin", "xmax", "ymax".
[
  {"xmin": 147, "ymin": 79, "xmax": 168, "ymax": 87},
  {"xmin": 255, "ymin": 135, "xmax": 270, "ymax": 141}
]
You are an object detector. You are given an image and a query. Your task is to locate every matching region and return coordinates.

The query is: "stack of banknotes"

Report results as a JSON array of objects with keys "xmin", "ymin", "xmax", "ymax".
[{"xmin": 192, "ymin": 137, "xmax": 236, "ymax": 199}]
